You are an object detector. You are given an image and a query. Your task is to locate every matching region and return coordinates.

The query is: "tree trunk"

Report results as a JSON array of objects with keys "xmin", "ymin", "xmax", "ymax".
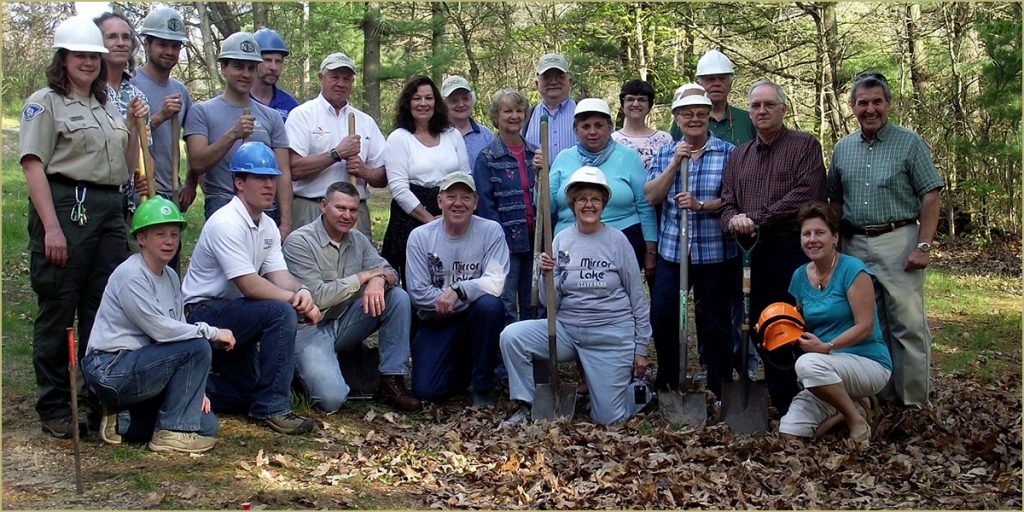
[
  {"xmin": 301, "ymin": 1, "xmax": 310, "ymax": 100},
  {"xmin": 196, "ymin": 3, "xmax": 222, "ymax": 91},
  {"xmin": 445, "ymin": 3, "xmax": 479, "ymax": 86},
  {"xmin": 905, "ymin": 4, "xmax": 927, "ymax": 126},
  {"xmin": 430, "ymin": 2, "xmax": 445, "ymax": 85},
  {"xmin": 362, "ymin": 2, "xmax": 383, "ymax": 123},
  {"xmin": 253, "ymin": 2, "xmax": 268, "ymax": 30}
]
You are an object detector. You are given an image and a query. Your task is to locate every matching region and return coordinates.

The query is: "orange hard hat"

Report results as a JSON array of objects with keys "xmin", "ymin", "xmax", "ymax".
[{"xmin": 756, "ymin": 302, "xmax": 805, "ymax": 351}]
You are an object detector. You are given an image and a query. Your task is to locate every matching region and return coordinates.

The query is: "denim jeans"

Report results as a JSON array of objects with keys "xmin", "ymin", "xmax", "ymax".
[
  {"xmin": 500, "ymin": 318, "xmax": 635, "ymax": 425},
  {"xmin": 186, "ymin": 298, "xmax": 298, "ymax": 419},
  {"xmin": 500, "ymin": 252, "xmax": 535, "ymax": 325},
  {"xmin": 82, "ymin": 339, "xmax": 211, "ymax": 433},
  {"xmin": 410, "ymin": 295, "xmax": 503, "ymax": 401},
  {"xmin": 650, "ymin": 256, "xmax": 740, "ymax": 399},
  {"xmin": 294, "ymin": 288, "xmax": 412, "ymax": 412}
]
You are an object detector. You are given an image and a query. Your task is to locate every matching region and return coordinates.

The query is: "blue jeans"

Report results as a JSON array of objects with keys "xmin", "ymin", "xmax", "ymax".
[
  {"xmin": 294, "ymin": 288, "xmax": 412, "ymax": 412},
  {"xmin": 82, "ymin": 339, "xmax": 212, "ymax": 433},
  {"xmin": 500, "ymin": 252, "xmax": 534, "ymax": 325},
  {"xmin": 186, "ymin": 298, "xmax": 298, "ymax": 419},
  {"xmin": 410, "ymin": 295, "xmax": 503, "ymax": 401},
  {"xmin": 650, "ymin": 256, "xmax": 740, "ymax": 399}
]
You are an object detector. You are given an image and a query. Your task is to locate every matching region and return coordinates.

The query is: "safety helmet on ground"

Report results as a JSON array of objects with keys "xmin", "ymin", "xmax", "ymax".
[
  {"xmin": 218, "ymin": 32, "xmax": 263, "ymax": 63},
  {"xmin": 54, "ymin": 15, "xmax": 108, "ymax": 54},
  {"xmin": 565, "ymin": 166, "xmax": 612, "ymax": 203},
  {"xmin": 139, "ymin": 7, "xmax": 188, "ymax": 43},
  {"xmin": 671, "ymin": 83, "xmax": 713, "ymax": 112},
  {"xmin": 756, "ymin": 302, "xmax": 805, "ymax": 351},
  {"xmin": 230, "ymin": 142, "xmax": 281, "ymax": 176},
  {"xmin": 695, "ymin": 49, "xmax": 734, "ymax": 76},
  {"xmin": 131, "ymin": 196, "xmax": 186, "ymax": 235},
  {"xmin": 253, "ymin": 28, "xmax": 288, "ymax": 56}
]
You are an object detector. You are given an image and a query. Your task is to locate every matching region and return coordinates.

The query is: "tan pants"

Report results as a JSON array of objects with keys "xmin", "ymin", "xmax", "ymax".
[
  {"xmin": 292, "ymin": 196, "xmax": 372, "ymax": 240},
  {"xmin": 844, "ymin": 224, "xmax": 931, "ymax": 407}
]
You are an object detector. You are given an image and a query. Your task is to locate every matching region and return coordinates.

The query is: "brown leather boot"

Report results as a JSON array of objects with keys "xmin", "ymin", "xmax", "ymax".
[{"xmin": 376, "ymin": 375, "xmax": 422, "ymax": 412}]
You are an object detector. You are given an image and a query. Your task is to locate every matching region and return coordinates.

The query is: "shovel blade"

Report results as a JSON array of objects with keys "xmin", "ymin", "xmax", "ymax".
[
  {"xmin": 659, "ymin": 391, "xmax": 707, "ymax": 427},
  {"xmin": 721, "ymin": 378, "xmax": 771, "ymax": 434},
  {"xmin": 532, "ymin": 383, "xmax": 576, "ymax": 421}
]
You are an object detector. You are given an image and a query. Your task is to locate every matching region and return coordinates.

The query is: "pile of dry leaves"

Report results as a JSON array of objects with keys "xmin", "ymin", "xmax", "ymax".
[{"xmin": 239, "ymin": 370, "xmax": 1020, "ymax": 509}]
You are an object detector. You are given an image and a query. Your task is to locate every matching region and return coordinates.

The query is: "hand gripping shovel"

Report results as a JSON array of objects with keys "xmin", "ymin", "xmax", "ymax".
[
  {"xmin": 722, "ymin": 227, "xmax": 770, "ymax": 434},
  {"xmin": 532, "ymin": 115, "xmax": 575, "ymax": 421},
  {"xmin": 659, "ymin": 156, "xmax": 706, "ymax": 427}
]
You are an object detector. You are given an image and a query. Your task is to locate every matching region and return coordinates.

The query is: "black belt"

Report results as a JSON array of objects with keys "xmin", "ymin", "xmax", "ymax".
[
  {"xmin": 47, "ymin": 173, "xmax": 121, "ymax": 192},
  {"xmin": 295, "ymin": 195, "xmax": 367, "ymax": 202},
  {"xmin": 845, "ymin": 219, "xmax": 917, "ymax": 237}
]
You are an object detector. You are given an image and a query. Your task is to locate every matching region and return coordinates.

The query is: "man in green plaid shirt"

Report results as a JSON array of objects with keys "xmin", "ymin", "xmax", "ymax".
[{"xmin": 827, "ymin": 71, "xmax": 943, "ymax": 409}]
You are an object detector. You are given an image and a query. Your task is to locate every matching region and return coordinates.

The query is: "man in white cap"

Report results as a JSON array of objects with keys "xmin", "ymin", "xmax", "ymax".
[
  {"xmin": 442, "ymin": 75, "xmax": 493, "ymax": 166},
  {"xmin": 405, "ymin": 172, "xmax": 508, "ymax": 407},
  {"xmin": 671, "ymin": 49, "xmax": 755, "ymax": 147},
  {"xmin": 183, "ymin": 32, "xmax": 295, "ymax": 238},
  {"xmin": 285, "ymin": 52, "xmax": 387, "ymax": 238},
  {"xmin": 524, "ymin": 53, "xmax": 577, "ymax": 165}
]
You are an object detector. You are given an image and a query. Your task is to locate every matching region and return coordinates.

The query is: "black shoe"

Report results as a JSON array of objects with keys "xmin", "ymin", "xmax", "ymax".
[
  {"xmin": 40, "ymin": 417, "xmax": 84, "ymax": 439},
  {"xmin": 256, "ymin": 413, "xmax": 314, "ymax": 435},
  {"xmin": 469, "ymin": 390, "xmax": 496, "ymax": 408}
]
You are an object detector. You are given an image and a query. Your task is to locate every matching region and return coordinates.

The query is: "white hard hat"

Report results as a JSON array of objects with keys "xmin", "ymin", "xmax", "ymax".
[
  {"xmin": 695, "ymin": 49, "xmax": 734, "ymax": 76},
  {"xmin": 139, "ymin": 7, "xmax": 189, "ymax": 43},
  {"xmin": 218, "ymin": 32, "xmax": 262, "ymax": 62},
  {"xmin": 574, "ymin": 98, "xmax": 612, "ymax": 118},
  {"xmin": 565, "ymin": 166, "xmax": 612, "ymax": 203},
  {"xmin": 53, "ymin": 15, "xmax": 108, "ymax": 54},
  {"xmin": 671, "ymin": 83, "xmax": 713, "ymax": 111}
]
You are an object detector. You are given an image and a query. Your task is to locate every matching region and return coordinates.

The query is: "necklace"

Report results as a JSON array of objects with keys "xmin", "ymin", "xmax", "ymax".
[{"xmin": 812, "ymin": 251, "xmax": 838, "ymax": 291}]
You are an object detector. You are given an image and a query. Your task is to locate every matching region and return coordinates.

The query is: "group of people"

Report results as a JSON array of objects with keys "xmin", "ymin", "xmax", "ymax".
[{"xmin": 20, "ymin": 10, "xmax": 942, "ymax": 454}]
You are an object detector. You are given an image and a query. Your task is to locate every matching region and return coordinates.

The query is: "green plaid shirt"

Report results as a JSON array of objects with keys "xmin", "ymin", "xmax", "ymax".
[{"xmin": 827, "ymin": 121, "xmax": 943, "ymax": 227}]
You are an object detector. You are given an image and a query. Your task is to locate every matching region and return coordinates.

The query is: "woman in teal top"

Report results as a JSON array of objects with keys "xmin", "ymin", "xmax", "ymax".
[
  {"xmin": 779, "ymin": 202, "xmax": 892, "ymax": 448},
  {"xmin": 548, "ymin": 98, "xmax": 657, "ymax": 280}
]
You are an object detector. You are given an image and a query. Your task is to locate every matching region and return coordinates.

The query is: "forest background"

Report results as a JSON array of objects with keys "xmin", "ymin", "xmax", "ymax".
[{"xmin": 3, "ymin": 1, "xmax": 1021, "ymax": 243}]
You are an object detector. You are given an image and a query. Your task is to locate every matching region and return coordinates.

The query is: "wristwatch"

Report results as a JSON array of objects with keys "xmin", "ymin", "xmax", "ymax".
[
  {"xmin": 916, "ymin": 242, "xmax": 932, "ymax": 253},
  {"xmin": 450, "ymin": 282, "xmax": 468, "ymax": 301},
  {"xmin": 330, "ymin": 148, "xmax": 343, "ymax": 163},
  {"xmin": 698, "ymin": 200, "xmax": 706, "ymax": 211}
]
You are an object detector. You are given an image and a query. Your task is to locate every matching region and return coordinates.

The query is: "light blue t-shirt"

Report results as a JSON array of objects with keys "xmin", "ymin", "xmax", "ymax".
[
  {"xmin": 549, "ymin": 142, "xmax": 657, "ymax": 242},
  {"xmin": 789, "ymin": 254, "xmax": 893, "ymax": 370},
  {"xmin": 184, "ymin": 96, "xmax": 288, "ymax": 199}
]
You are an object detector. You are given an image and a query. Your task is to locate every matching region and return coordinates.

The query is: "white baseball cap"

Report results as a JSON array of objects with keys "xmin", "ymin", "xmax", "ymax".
[
  {"xmin": 439, "ymin": 171, "xmax": 476, "ymax": 192},
  {"xmin": 320, "ymin": 52, "xmax": 356, "ymax": 73},
  {"xmin": 441, "ymin": 75, "xmax": 473, "ymax": 98},
  {"xmin": 574, "ymin": 98, "xmax": 612, "ymax": 118},
  {"xmin": 536, "ymin": 53, "xmax": 570, "ymax": 75}
]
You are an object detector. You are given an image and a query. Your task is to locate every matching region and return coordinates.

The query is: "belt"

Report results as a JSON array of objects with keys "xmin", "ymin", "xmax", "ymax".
[
  {"xmin": 846, "ymin": 219, "xmax": 917, "ymax": 237},
  {"xmin": 47, "ymin": 173, "xmax": 121, "ymax": 192},
  {"xmin": 295, "ymin": 195, "xmax": 368, "ymax": 203},
  {"xmin": 183, "ymin": 302, "xmax": 199, "ymax": 318},
  {"xmin": 757, "ymin": 222, "xmax": 800, "ymax": 240}
]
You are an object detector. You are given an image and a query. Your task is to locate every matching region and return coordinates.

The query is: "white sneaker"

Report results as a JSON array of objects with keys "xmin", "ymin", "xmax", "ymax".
[
  {"xmin": 100, "ymin": 404, "xmax": 121, "ymax": 445},
  {"xmin": 502, "ymin": 405, "xmax": 531, "ymax": 427}
]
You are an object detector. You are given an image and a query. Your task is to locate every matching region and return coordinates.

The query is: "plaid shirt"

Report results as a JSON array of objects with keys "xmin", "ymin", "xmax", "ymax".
[
  {"xmin": 648, "ymin": 136, "xmax": 737, "ymax": 264},
  {"xmin": 719, "ymin": 127, "xmax": 827, "ymax": 232},
  {"xmin": 827, "ymin": 122, "xmax": 944, "ymax": 227}
]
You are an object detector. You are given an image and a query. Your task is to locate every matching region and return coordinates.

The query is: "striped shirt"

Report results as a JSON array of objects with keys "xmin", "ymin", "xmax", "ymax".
[
  {"xmin": 827, "ymin": 122, "xmax": 944, "ymax": 227},
  {"xmin": 525, "ymin": 97, "xmax": 577, "ymax": 165},
  {"xmin": 648, "ymin": 136, "xmax": 737, "ymax": 264},
  {"xmin": 719, "ymin": 127, "xmax": 827, "ymax": 233}
]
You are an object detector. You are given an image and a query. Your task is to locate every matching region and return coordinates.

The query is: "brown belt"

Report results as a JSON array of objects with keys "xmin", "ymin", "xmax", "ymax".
[{"xmin": 847, "ymin": 219, "xmax": 917, "ymax": 237}]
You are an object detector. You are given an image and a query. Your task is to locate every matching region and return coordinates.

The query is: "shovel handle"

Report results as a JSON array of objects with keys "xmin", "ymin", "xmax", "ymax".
[
  {"xmin": 677, "ymin": 156, "xmax": 690, "ymax": 390},
  {"xmin": 66, "ymin": 327, "xmax": 83, "ymax": 494},
  {"xmin": 537, "ymin": 116, "xmax": 559, "ymax": 391},
  {"xmin": 136, "ymin": 117, "xmax": 157, "ymax": 201},
  {"xmin": 171, "ymin": 114, "xmax": 181, "ymax": 204},
  {"xmin": 347, "ymin": 112, "xmax": 357, "ymax": 186}
]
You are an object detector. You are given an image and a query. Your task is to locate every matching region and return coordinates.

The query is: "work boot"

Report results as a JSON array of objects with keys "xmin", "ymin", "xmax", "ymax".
[
  {"xmin": 469, "ymin": 389, "xmax": 496, "ymax": 408},
  {"xmin": 256, "ymin": 412, "xmax": 315, "ymax": 435},
  {"xmin": 40, "ymin": 416, "xmax": 84, "ymax": 439},
  {"xmin": 502, "ymin": 401, "xmax": 531, "ymax": 427},
  {"xmin": 99, "ymin": 404, "xmax": 122, "ymax": 445},
  {"xmin": 376, "ymin": 375, "xmax": 422, "ymax": 412},
  {"xmin": 147, "ymin": 430, "xmax": 217, "ymax": 454}
]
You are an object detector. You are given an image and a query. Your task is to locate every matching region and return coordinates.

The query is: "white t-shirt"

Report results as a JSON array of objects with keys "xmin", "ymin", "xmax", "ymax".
[
  {"xmin": 182, "ymin": 195, "xmax": 289, "ymax": 304},
  {"xmin": 285, "ymin": 94, "xmax": 386, "ymax": 200},
  {"xmin": 385, "ymin": 127, "xmax": 470, "ymax": 214}
]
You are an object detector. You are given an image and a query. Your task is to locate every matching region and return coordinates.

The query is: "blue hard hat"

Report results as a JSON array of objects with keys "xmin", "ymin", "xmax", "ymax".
[
  {"xmin": 253, "ymin": 28, "xmax": 288, "ymax": 56},
  {"xmin": 230, "ymin": 142, "xmax": 281, "ymax": 176}
]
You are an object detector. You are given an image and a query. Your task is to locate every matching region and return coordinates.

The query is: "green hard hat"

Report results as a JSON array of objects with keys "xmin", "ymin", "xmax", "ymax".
[{"xmin": 131, "ymin": 196, "xmax": 186, "ymax": 235}]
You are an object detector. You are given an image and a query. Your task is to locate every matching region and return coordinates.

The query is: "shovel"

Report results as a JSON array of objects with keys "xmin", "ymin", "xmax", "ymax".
[
  {"xmin": 532, "ymin": 115, "xmax": 575, "ymax": 421},
  {"xmin": 171, "ymin": 114, "xmax": 181, "ymax": 205},
  {"xmin": 722, "ymin": 227, "xmax": 770, "ymax": 434},
  {"xmin": 660, "ymin": 156, "xmax": 706, "ymax": 427}
]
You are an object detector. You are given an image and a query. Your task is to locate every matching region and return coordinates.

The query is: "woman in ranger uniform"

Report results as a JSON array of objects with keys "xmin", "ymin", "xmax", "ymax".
[{"xmin": 19, "ymin": 15, "xmax": 146, "ymax": 439}]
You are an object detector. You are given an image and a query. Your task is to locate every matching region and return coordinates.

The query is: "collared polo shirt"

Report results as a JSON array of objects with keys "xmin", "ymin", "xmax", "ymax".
[
  {"xmin": 525, "ymin": 96, "xmax": 577, "ymax": 165},
  {"xmin": 182, "ymin": 195, "xmax": 288, "ymax": 304},
  {"xmin": 251, "ymin": 86, "xmax": 300, "ymax": 122},
  {"xmin": 827, "ymin": 122, "xmax": 944, "ymax": 227},
  {"xmin": 285, "ymin": 94, "xmax": 386, "ymax": 200}
]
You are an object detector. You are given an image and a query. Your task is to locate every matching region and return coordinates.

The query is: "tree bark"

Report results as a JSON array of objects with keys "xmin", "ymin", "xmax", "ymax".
[
  {"xmin": 905, "ymin": 4, "xmax": 927, "ymax": 126},
  {"xmin": 196, "ymin": 3, "xmax": 222, "ymax": 91},
  {"xmin": 362, "ymin": 2, "xmax": 383, "ymax": 123},
  {"xmin": 430, "ymin": 2, "xmax": 445, "ymax": 85},
  {"xmin": 253, "ymin": 2, "xmax": 268, "ymax": 30}
]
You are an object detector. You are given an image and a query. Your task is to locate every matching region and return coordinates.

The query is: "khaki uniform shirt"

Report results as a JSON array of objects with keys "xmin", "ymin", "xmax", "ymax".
[{"xmin": 20, "ymin": 87, "xmax": 130, "ymax": 186}]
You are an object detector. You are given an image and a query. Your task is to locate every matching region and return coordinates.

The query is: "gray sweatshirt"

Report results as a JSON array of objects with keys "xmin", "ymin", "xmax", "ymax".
[
  {"xmin": 87, "ymin": 253, "xmax": 219, "ymax": 354},
  {"xmin": 406, "ymin": 216, "xmax": 509, "ymax": 319},
  {"xmin": 543, "ymin": 225, "xmax": 651, "ymax": 355}
]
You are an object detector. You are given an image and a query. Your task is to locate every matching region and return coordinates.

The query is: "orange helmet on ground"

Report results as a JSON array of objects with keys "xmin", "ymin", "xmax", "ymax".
[{"xmin": 756, "ymin": 302, "xmax": 805, "ymax": 351}]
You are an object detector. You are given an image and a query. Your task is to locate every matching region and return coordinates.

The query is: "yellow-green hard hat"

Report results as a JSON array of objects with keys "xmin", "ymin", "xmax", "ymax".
[{"xmin": 131, "ymin": 196, "xmax": 186, "ymax": 235}]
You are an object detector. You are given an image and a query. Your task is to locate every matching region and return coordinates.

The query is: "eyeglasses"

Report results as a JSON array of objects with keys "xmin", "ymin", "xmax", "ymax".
[
  {"xmin": 749, "ymin": 101, "xmax": 782, "ymax": 111},
  {"xmin": 574, "ymin": 197, "xmax": 604, "ymax": 206},
  {"xmin": 676, "ymin": 112, "xmax": 710, "ymax": 121}
]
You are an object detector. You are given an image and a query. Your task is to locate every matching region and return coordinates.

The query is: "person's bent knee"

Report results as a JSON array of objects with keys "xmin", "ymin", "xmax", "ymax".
[
  {"xmin": 472, "ymin": 294, "xmax": 504, "ymax": 316},
  {"xmin": 184, "ymin": 337, "xmax": 213, "ymax": 365},
  {"xmin": 794, "ymin": 353, "xmax": 833, "ymax": 381},
  {"xmin": 778, "ymin": 415, "xmax": 816, "ymax": 438},
  {"xmin": 265, "ymin": 300, "xmax": 299, "ymax": 325}
]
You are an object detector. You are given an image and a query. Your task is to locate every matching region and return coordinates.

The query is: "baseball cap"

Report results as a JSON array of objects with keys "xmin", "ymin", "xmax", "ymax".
[
  {"xmin": 441, "ymin": 75, "xmax": 473, "ymax": 98},
  {"xmin": 536, "ymin": 53, "xmax": 569, "ymax": 75},
  {"xmin": 439, "ymin": 171, "xmax": 476, "ymax": 192},
  {"xmin": 574, "ymin": 98, "xmax": 612, "ymax": 118},
  {"xmin": 319, "ymin": 52, "xmax": 356, "ymax": 73}
]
